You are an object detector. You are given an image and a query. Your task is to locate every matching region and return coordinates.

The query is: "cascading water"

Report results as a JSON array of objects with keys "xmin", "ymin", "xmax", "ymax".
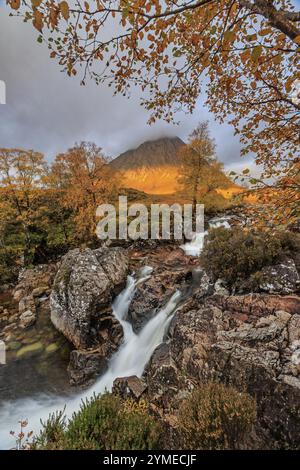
[
  {"xmin": 0, "ymin": 266, "xmax": 181, "ymax": 449},
  {"xmin": 181, "ymin": 215, "xmax": 231, "ymax": 256}
]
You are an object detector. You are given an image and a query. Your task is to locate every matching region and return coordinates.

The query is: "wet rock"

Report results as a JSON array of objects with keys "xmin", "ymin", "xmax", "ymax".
[
  {"xmin": 112, "ymin": 376, "xmax": 147, "ymax": 400},
  {"xmin": 145, "ymin": 343, "xmax": 184, "ymax": 408},
  {"xmin": 45, "ymin": 343, "xmax": 59, "ymax": 354},
  {"xmin": 127, "ymin": 252, "xmax": 197, "ymax": 332},
  {"xmin": 127, "ymin": 278, "xmax": 164, "ymax": 332},
  {"xmin": 68, "ymin": 348, "xmax": 108, "ymax": 386},
  {"xmin": 19, "ymin": 309, "xmax": 36, "ymax": 329},
  {"xmin": 50, "ymin": 246, "xmax": 128, "ymax": 349},
  {"xmin": 16, "ymin": 342, "xmax": 44, "ymax": 359}
]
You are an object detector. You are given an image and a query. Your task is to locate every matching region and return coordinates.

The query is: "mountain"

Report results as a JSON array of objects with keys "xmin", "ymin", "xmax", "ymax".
[
  {"xmin": 110, "ymin": 137, "xmax": 184, "ymax": 194},
  {"xmin": 110, "ymin": 136, "xmax": 241, "ymax": 196},
  {"xmin": 110, "ymin": 136, "xmax": 184, "ymax": 170}
]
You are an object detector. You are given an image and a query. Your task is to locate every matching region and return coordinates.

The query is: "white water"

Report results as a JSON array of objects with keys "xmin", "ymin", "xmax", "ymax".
[
  {"xmin": 181, "ymin": 216, "xmax": 231, "ymax": 257},
  {"xmin": 0, "ymin": 266, "xmax": 181, "ymax": 449}
]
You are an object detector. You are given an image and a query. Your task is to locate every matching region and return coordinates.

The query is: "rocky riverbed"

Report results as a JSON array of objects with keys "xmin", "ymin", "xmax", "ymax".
[{"xmin": 0, "ymin": 217, "xmax": 299, "ymax": 449}]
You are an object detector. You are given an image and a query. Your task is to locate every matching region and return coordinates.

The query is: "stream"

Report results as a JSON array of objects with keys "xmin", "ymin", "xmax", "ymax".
[
  {"xmin": 0, "ymin": 266, "xmax": 181, "ymax": 449},
  {"xmin": 0, "ymin": 215, "xmax": 231, "ymax": 449}
]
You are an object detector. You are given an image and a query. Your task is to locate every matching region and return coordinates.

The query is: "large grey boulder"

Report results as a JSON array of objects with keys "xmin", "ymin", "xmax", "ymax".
[
  {"xmin": 50, "ymin": 247, "xmax": 128, "ymax": 350},
  {"xmin": 68, "ymin": 348, "xmax": 108, "ymax": 386},
  {"xmin": 258, "ymin": 258, "xmax": 300, "ymax": 295}
]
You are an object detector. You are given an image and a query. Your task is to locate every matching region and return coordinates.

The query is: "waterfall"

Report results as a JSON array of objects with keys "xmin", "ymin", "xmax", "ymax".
[
  {"xmin": 181, "ymin": 215, "xmax": 231, "ymax": 256},
  {"xmin": 0, "ymin": 266, "xmax": 181, "ymax": 449}
]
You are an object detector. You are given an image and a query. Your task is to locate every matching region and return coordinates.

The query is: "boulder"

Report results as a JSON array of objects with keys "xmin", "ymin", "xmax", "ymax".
[
  {"xmin": 68, "ymin": 349, "xmax": 108, "ymax": 386},
  {"xmin": 214, "ymin": 279, "xmax": 230, "ymax": 296},
  {"xmin": 32, "ymin": 286, "xmax": 50, "ymax": 298},
  {"xmin": 112, "ymin": 376, "xmax": 147, "ymax": 400},
  {"xmin": 127, "ymin": 278, "xmax": 164, "ymax": 332},
  {"xmin": 127, "ymin": 263, "xmax": 196, "ymax": 333},
  {"xmin": 18, "ymin": 295, "xmax": 35, "ymax": 315},
  {"xmin": 145, "ymin": 343, "xmax": 187, "ymax": 409},
  {"xmin": 258, "ymin": 259, "xmax": 300, "ymax": 294},
  {"xmin": 143, "ymin": 292, "xmax": 300, "ymax": 449},
  {"xmin": 50, "ymin": 247, "xmax": 128, "ymax": 349},
  {"xmin": 19, "ymin": 310, "xmax": 36, "ymax": 329}
]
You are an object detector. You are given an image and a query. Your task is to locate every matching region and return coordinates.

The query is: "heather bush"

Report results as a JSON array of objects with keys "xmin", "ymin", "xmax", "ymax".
[
  {"xmin": 35, "ymin": 393, "xmax": 161, "ymax": 450},
  {"xmin": 178, "ymin": 382, "xmax": 256, "ymax": 450},
  {"xmin": 201, "ymin": 227, "xmax": 300, "ymax": 288}
]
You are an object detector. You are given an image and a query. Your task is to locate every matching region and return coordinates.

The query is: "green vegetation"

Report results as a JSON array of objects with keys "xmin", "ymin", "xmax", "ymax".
[
  {"xmin": 34, "ymin": 393, "xmax": 161, "ymax": 450},
  {"xmin": 32, "ymin": 386, "xmax": 257, "ymax": 451},
  {"xmin": 201, "ymin": 227, "xmax": 300, "ymax": 288},
  {"xmin": 0, "ymin": 144, "xmax": 118, "ymax": 285},
  {"xmin": 178, "ymin": 382, "xmax": 256, "ymax": 450}
]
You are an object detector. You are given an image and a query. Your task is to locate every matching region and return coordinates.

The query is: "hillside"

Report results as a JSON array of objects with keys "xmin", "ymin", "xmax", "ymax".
[
  {"xmin": 110, "ymin": 137, "xmax": 184, "ymax": 194},
  {"xmin": 110, "ymin": 136, "xmax": 239, "ymax": 196}
]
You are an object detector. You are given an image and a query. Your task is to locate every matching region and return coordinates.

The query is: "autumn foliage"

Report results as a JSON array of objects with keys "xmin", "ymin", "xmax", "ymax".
[
  {"xmin": 179, "ymin": 121, "xmax": 231, "ymax": 214},
  {"xmin": 7, "ymin": 0, "xmax": 299, "ymax": 224},
  {"xmin": 0, "ymin": 143, "xmax": 118, "ymax": 279}
]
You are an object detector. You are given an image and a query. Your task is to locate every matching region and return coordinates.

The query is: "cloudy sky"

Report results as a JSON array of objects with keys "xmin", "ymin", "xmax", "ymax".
[{"xmin": 0, "ymin": 1, "xmax": 299, "ymax": 170}]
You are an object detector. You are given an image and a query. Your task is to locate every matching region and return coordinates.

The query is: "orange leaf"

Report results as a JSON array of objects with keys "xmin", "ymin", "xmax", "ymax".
[
  {"xmin": 9, "ymin": 0, "xmax": 21, "ymax": 10},
  {"xmin": 60, "ymin": 1, "xmax": 70, "ymax": 21}
]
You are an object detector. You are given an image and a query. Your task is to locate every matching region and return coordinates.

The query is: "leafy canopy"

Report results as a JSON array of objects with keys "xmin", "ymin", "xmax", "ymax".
[{"xmin": 8, "ymin": 0, "xmax": 300, "ymax": 180}]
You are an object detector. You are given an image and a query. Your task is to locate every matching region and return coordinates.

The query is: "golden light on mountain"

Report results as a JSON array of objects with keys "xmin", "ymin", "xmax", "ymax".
[{"xmin": 110, "ymin": 136, "xmax": 239, "ymax": 197}]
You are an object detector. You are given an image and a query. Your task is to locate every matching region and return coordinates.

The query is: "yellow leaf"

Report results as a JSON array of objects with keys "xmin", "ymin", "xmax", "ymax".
[{"xmin": 60, "ymin": 1, "xmax": 70, "ymax": 21}]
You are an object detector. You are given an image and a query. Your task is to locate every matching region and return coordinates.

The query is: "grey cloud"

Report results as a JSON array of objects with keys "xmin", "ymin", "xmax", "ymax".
[{"xmin": 0, "ymin": 4, "xmax": 242, "ymax": 167}]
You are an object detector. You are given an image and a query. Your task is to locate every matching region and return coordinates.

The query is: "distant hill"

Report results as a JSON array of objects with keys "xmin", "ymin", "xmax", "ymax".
[
  {"xmin": 110, "ymin": 136, "xmax": 240, "ymax": 196},
  {"xmin": 110, "ymin": 137, "xmax": 183, "ymax": 194}
]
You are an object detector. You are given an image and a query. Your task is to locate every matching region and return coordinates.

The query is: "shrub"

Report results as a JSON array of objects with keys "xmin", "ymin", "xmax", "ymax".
[
  {"xmin": 200, "ymin": 227, "xmax": 300, "ymax": 288},
  {"xmin": 33, "ymin": 409, "xmax": 66, "ymax": 450},
  {"xmin": 178, "ymin": 382, "xmax": 256, "ymax": 450},
  {"xmin": 35, "ymin": 393, "xmax": 161, "ymax": 450}
]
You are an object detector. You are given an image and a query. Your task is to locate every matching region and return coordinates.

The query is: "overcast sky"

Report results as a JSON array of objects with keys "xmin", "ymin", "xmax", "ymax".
[{"xmin": 0, "ymin": 1, "xmax": 299, "ymax": 169}]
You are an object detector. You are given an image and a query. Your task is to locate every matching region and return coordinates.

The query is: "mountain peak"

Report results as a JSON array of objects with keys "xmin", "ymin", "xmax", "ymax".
[{"xmin": 110, "ymin": 136, "xmax": 185, "ymax": 170}]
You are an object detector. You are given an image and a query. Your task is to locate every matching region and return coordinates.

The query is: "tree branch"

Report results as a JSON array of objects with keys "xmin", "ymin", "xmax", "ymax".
[{"xmin": 239, "ymin": 0, "xmax": 300, "ymax": 42}]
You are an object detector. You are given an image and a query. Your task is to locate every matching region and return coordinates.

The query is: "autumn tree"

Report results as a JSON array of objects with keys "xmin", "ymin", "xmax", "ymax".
[
  {"xmin": 50, "ymin": 141, "xmax": 119, "ymax": 242},
  {"xmin": 179, "ymin": 121, "xmax": 215, "ymax": 209},
  {"xmin": 0, "ymin": 148, "xmax": 48, "ymax": 261},
  {"xmin": 8, "ymin": 1, "xmax": 299, "ymax": 183}
]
